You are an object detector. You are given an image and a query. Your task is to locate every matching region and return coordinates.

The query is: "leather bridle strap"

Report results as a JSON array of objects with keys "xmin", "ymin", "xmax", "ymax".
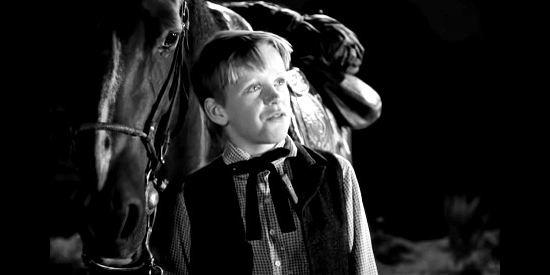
[{"xmin": 78, "ymin": 122, "xmax": 161, "ymax": 166}]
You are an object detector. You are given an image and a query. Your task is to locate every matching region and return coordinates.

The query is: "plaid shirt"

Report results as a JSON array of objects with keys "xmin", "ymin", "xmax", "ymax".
[{"xmin": 222, "ymin": 136, "xmax": 378, "ymax": 275}]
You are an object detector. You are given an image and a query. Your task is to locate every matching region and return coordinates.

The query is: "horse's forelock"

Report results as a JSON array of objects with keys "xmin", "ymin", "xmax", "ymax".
[{"xmin": 142, "ymin": 0, "xmax": 183, "ymax": 31}]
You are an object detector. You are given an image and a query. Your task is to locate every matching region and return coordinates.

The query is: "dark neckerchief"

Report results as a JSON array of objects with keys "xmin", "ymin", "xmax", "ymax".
[{"xmin": 228, "ymin": 147, "xmax": 296, "ymax": 241}]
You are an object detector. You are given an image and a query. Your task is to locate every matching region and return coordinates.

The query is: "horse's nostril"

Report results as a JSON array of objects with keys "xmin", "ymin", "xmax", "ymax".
[
  {"xmin": 120, "ymin": 202, "xmax": 141, "ymax": 239},
  {"xmin": 103, "ymin": 136, "xmax": 111, "ymax": 149}
]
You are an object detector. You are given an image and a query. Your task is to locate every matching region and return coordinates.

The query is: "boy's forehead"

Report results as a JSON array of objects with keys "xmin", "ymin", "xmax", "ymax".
[
  {"xmin": 223, "ymin": 43, "xmax": 289, "ymax": 86},
  {"xmin": 231, "ymin": 65, "xmax": 289, "ymax": 83}
]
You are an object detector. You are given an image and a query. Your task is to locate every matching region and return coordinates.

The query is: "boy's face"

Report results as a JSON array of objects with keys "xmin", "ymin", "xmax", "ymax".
[{"xmin": 219, "ymin": 43, "xmax": 291, "ymax": 152}]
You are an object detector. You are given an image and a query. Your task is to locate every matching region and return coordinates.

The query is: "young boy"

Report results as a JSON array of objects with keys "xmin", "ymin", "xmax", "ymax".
[{"xmin": 184, "ymin": 30, "xmax": 378, "ymax": 274}]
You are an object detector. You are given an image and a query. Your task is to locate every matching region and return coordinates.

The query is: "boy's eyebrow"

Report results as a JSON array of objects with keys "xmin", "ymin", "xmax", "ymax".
[
  {"xmin": 279, "ymin": 70, "xmax": 291, "ymax": 78},
  {"xmin": 238, "ymin": 79, "xmax": 259, "ymax": 93},
  {"xmin": 276, "ymin": 70, "xmax": 292, "ymax": 81},
  {"xmin": 227, "ymin": 75, "xmax": 256, "ymax": 94}
]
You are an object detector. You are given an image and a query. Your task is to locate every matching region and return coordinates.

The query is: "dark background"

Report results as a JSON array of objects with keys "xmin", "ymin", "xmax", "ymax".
[
  {"xmin": 262, "ymin": 0, "xmax": 500, "ymax": 241},
  {"xmin": 45, "ymin": 0, "xmax": 500, "ymax": 273},
  {"xmin": 45, "ymin": 0, "xmax": 500, "ymax": 241}
]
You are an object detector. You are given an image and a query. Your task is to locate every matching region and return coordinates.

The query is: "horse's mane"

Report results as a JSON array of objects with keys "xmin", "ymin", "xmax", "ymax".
[{"xmin": 187, "ymin": 0, "xmax": 222, "ymax": 59}]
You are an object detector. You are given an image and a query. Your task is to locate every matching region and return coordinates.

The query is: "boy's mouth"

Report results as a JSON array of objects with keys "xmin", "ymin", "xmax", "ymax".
[{"xmin": 266, "ymin": 111, "xmax": 286, "ymax": 120}]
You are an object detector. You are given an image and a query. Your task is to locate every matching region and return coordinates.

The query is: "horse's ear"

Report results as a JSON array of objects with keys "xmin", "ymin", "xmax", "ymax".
[{"xmin": 204, "ymin": 98, "xmax": 228, "ymax": 126}]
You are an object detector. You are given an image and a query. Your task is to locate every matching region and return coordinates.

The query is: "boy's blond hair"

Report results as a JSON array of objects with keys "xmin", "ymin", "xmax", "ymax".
[{"xmin": 191, "ymin": 30, "xmax": 293, "ymax": 107}]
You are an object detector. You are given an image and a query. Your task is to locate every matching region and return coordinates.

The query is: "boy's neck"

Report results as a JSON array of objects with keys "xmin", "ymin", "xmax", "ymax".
[
  {"xmin": 229, "ymin": 139, "xmax": 286, "ymax": 157},
  {"xmin": 237, "ymin": 143, "xmax": 277, "ymax": 157}
]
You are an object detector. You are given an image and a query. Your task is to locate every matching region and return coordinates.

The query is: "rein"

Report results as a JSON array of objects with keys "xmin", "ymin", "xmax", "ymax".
[{"xmin": 78, "ymin": 1, "xmax": 190, "ymax": 274}]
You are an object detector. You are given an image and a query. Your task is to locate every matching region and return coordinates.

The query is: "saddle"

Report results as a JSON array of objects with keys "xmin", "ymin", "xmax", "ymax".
[{"xmin": 285, "ymin": 67, "xmax": 350, "ymax": 161}]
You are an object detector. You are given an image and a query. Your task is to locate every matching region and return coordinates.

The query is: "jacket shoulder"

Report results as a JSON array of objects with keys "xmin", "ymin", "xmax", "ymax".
[
  {"xmin": 296, "ymin": 142, "xmax": 341, "ymax": 168},
  {"xmin": 185, "ymin": 157, "xmax": 225, "ymax": 191}
]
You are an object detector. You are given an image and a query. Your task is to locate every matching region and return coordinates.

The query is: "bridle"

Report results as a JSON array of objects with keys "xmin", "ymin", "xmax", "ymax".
[{"xmin": 77, "ymin": 2, "xmax": 190, "ymax": 274}]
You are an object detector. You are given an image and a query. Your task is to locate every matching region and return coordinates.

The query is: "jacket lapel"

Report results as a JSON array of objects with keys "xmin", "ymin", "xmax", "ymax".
[{"xmin": 287, "ymin": 144, "xmax": 327, "ymax": 213}]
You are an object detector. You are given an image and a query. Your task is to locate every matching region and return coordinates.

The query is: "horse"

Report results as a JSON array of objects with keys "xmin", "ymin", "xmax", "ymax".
[
  {"xmin": 52, "ymin": 1, "xmax": 241, "ymax": 273},
  {"xmin": 49, "ymin": 0, "xmax": 380, "ymax": 273}
]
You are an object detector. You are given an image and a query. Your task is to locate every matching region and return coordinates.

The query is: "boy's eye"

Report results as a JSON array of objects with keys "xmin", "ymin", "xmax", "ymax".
[
  {"xmin": 275, "ymin": 78, "xmax": 286, "ymax": 87},
  {"xmin": 247, "ymin": 84, "xmax": 262, "ymax": 93}
]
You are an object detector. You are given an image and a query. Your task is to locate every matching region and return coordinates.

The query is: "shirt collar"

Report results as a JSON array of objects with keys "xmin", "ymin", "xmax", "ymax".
[{"xmin": 222, "ymin": 135, "xmax": 297, "ymax": 165}]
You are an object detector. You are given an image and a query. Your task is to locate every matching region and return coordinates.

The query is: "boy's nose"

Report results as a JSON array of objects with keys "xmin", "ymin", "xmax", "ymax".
[{"xmin": 262, "ymin": 86, "xmax": 281, "ymax": 104}]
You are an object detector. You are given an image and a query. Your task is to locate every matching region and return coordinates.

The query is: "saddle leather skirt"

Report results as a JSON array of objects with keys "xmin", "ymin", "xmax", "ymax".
[{"xmin": 287, "ymin": 68, "xmax": 352, "ymax": 162}]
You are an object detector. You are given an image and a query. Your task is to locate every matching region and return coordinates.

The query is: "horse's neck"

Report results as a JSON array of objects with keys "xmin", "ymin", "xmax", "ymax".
[
  {"xmin": 160, "ymin": 1, "xmax": 226, "ymax": 184},
  {"xmin": 162, "ymin": 90, "xmax": 211, "ymax": 185},
  {"xmin": 206, "ymin": 1, "xmax": 253, "ymax": 31},
  {"xmin": 186, "ymin": 0, "xmax": 253, "ymax": 52}
]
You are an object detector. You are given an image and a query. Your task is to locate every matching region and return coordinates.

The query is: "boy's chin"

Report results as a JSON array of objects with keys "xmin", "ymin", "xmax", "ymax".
[
  {"xmin": 268, "ymin": 123, "xmax": 290, "ymax": 138},
  {"xmin": 264, "ymin": 132, "xmax": 288, "ymax": 144},
  {"xmin": 261, "ymin": 129, "xmax": 289, "ymax": 144}
]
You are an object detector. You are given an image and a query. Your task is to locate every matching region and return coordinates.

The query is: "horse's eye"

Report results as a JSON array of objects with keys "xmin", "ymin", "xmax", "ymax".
[{"xmin": 161, "ymin": 32, "xmax": 180, "ymax": 50}]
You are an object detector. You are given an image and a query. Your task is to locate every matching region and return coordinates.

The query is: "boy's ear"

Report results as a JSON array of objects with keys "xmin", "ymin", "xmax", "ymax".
[{"xmin": 204, "ymin": 98, "xmax": 228, "ymax": 126}]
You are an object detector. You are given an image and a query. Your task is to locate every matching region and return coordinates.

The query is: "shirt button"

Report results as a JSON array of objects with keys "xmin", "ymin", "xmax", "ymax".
[
  {"xmin": 280, "ymin": 245, "xmax": 285, "ymax": 250},
  {"xmin": 274, "ymin": 260, "xmax": 281, "ymax": 267},
  {"xmin": 269, "ymin": 229, "xmax": 275, "ymax": 236}
]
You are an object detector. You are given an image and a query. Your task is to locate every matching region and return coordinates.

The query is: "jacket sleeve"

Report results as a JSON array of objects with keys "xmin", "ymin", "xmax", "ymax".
[
  {"xmin": 335, "ymin": 155, "xmax": 379, "ymax": 274},
  {"xmin": 150, "ymin": 181, "xmax": 190, "ymax": 275}
]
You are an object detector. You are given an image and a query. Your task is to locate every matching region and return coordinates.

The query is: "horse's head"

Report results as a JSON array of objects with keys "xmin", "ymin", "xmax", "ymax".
[{"xmin": 67, "ymin": 0, "xmax": 210, "ymax": 267}]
